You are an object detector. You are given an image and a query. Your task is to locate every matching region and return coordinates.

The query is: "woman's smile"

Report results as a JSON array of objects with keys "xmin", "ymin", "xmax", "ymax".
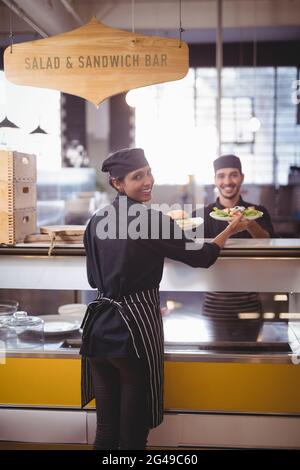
[{"xmin": 122, "ymin": 165, "xmax": 154, "ymax": 202}]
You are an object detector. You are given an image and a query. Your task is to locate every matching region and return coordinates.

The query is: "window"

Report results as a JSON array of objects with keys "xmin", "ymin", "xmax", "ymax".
[
  {"xmin": 0, "ymin": 71, "xmax": 61, "ymax": 171},
  {"xmin": 133, "ymin": 66, "xmax": 300, "ymax": 185},
  {"xmin": 221, "ymin": 96, "xmax": 254, "ymax": 145},
  {"xmin": 134, "ymin": 69, "xmax": 202, "ymax": 185}
]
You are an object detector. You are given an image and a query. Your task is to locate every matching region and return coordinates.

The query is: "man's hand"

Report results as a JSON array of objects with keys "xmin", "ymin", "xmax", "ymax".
[
  {"xmin": 212, "ymin": 211, "xmax": 270, "ymax": 248},
  {"xmin": 228, "ymin": 216, "xmax": 270, "ymax": 238}
]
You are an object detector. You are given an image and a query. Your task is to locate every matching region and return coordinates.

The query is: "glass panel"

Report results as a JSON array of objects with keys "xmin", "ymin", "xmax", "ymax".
[
  {"xmin": 0, "ymin": 71, "xmax": 61, "ymax": 171},
  {"xmin": 276, "ymin": 67, "xmax": 300, "ymax": 185},
  {"xmin": 134, "ymin": 66, "xmax": 300, "ymax": 187},
  {"xmin": 160, "ymin": 291, "xmax": 298, "ymax": 353}
]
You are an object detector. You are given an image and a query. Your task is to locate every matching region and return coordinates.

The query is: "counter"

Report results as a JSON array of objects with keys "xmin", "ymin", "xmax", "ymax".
[
  {"xmin": 2, "ymin": 318, "xmax": 300, "ymax": 364},
  {"xmin": 1, "ymin": 239, "xmax": 300, "ymax": 448},
  {"xmin": 0, "ymin": 239, "xmax": 299, "ymax": 292}
]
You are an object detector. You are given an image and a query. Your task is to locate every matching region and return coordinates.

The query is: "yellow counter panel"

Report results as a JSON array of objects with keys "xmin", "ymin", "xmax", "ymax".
[
  {"xmin": 165, "ymin": 361, "xmax": 300, "ymax": 414},
  {"xmin": 1, "ymin": 358, "xmax": 82, "ymax": 407},
  {"xmin": 1, "ymin": 357, "xmax": 300, "ymax": 414}
]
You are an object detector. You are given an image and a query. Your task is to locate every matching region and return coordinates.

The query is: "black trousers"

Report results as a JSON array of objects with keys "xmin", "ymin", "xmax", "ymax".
[{"xmin": 89, "ymin": 357, "xmax": 150, "ymax": 450}]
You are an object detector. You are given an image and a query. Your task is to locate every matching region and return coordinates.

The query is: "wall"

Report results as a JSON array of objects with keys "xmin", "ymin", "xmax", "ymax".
[{"xmin": 85, "ymin": 98, "xmax": 110, "ymax": 192}]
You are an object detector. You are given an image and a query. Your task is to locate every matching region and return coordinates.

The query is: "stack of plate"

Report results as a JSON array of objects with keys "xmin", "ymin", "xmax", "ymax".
[
  {"xmin": 58, "ymin": 303, "xmax": 87, "ymax": 317},
  {"xmin": 203, "ymin": 292, "xmax": 261, "ymax": 320},
  {"xmin": 41, "ymin": 315, "xmax": 81, "ymax": 337}
]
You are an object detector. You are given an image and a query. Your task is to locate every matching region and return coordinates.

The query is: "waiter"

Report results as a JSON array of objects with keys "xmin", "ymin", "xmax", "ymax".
[
  {"xmin": 202, "ymin": 154, "xmax": 275, "ymax": 240},
  {"xmin": 193, "ymin": 154, "xmax": 275, "ymax": 317},
  {"xmin": 80, "ymin": 148, "xmax": 243, "ymax": 450}
]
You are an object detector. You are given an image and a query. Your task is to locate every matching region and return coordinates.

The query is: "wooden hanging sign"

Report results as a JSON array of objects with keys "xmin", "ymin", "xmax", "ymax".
[{"xmin": 4, "ymin": 17, "xmax": 189, "ymax": 106}]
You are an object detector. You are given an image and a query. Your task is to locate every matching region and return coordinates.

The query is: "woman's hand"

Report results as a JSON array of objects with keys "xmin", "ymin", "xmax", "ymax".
[
  {"xmin": 212, "ymin": 213, "xmax": 244, "ymax": 249},
  {"xmin": 227, "ymin": 213, "xmax": 251, "ymax": 235}
]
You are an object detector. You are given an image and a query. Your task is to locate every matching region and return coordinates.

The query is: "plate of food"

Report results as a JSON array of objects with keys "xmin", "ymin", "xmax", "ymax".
[
  {"xmin": 167, "ymin": 210, "xmax": 203, "ymax": 230},
  {"xmin": 209, "ymin": 206, "xmax": 263, "ymax": 221},
  {"xmin": 175, "ymin": 217, "xmax": 203, "ymax": 230}
]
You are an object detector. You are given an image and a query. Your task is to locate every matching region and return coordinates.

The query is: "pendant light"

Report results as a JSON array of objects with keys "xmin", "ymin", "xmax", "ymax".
[
  {"xmin": 29, "ymin": 125, "xmax": 48, "ymax": 134},
  {"xmin": 248, "ymin": 115, "xmax": 261, "ymax": 133},
  {"xmin": 0, "ymin": 116, "xmax": 19, "ymax": 128},
  {"xmin": 248, "ymin": 0, "xmax": 261, "ymax": 133},
  {"xmin": 0, "ymin": 14, "xmax": 20, "ymax": 131}
]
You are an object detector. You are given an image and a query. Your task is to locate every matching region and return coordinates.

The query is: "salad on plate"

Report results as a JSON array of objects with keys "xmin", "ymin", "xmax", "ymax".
[{"xmin": 209, "ymin": 206, "xmax": 263, "ymax": 221}]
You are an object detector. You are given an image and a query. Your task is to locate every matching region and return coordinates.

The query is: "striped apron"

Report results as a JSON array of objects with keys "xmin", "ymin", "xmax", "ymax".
[
  {"xmin": 80, "ymin": 287, "xmax": 164, "ymax": 429},
  {"xmin": 203, "ymin": 291, "xmax": 262, "ymax": 319}
]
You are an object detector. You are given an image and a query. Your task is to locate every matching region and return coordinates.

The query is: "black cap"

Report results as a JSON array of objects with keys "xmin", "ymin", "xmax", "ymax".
[
  {"xmin": 213, "ymin": 154, "xmax": 242, "ymax": 173},
  {"xmin": 101, "ymin": 148, "xmax": 149, "ymax": 178}
]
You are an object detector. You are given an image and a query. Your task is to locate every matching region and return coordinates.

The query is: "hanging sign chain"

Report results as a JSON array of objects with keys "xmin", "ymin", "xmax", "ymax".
[
  {"xmin": 179, "ymin": 0, "xmax": 184, "ymax": 48},
  {"xmin": 9, "ymin": 10, "xmax": 14, "ymax": 54},
  {"xmin": 131, "ymin": 0, "xmax": 135, "ymax": 34},
  {"xmin": 253, "ymin": 0, "xmax": 257, "ymax": 104}
]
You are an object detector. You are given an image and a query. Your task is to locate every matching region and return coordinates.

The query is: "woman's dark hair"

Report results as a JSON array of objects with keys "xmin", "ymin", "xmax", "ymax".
[{"xmin": 109, "ymin": 175, "xmax": 124, "ymax": 190}]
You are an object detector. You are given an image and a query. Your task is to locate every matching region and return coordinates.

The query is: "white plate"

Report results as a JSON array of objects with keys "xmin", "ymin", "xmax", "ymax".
[
  {"xmin": 44, "ymin": 321, "xmax": 80, "ymax": 336},
  {"xmin": 175, "ymin": 217, "xmax": 203, "ymax": 230},
  {"xmin": 209, "ymin": 212, "xmax": 263, "ymax": 221}
]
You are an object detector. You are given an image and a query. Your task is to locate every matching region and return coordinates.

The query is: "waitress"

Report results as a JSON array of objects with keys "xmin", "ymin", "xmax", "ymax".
[{"xmin": 80, "ymin": 147, "xmax": 243, "ymax": 450}]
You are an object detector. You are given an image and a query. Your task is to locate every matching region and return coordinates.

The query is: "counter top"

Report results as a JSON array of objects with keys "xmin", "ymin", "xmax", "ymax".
[
  {"xmin": 2, "ymin": 318, "xmax": 300, "ymax": 364},
  {"xmin": 0, "ymin": 240, "xmax": 299, "ymax": 291},
  {"xmin": 0, "ymin": 239, "xmax": 300, "ymax": 257},
  {"xmin": 224, "ymin": 239, "xmax": 300, "ymax": 248},
  {"xmin": 219, "ymin": 238, "xmax": 300, "ymax": 257}
]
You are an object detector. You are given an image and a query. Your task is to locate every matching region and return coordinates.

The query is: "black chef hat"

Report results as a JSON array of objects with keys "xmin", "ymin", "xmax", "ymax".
[
  {"xmin": 101, "ymin": 148, "xmax": 149, "ymax": 178},
  {"xmin": 213, "ymin": 154, "xmax": 242, "ymax": 173}
]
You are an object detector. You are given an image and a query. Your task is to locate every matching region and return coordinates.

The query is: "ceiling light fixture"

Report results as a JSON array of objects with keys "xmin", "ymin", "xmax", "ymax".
[
  {"xmin": 248, "ymin": 0, "xmax": 261, "ymax": 133},
  {"xmin": 29, "ymin": 125, "xmax": 48, "ymax": 134},
  {"xmin": 0, "ymin": 116, "xmax": 19, "ymax": 128}
]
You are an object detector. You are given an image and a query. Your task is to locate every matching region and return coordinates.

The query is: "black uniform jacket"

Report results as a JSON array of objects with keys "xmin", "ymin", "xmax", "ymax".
[
  {"xmin": 81, "ymin": 193, "xmax": 220, "ymax": 358},
  {"xmin": 193, "ymin": 196, "xmax": 275, "ymax": 239},
  {"xmin": 191, "ymin": 195, "xmax": 275, "ymax": 321}
]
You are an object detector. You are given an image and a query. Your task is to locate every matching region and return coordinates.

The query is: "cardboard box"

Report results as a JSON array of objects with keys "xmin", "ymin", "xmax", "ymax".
[
  {"xmin": 0, "ymin": 150, "xmax": 36, "ymax": 182},
  {"xmin": 0, "ymin": 181, "xmax": 37, "ymax": 211},
  {"xmin": 0, "ymin": 209, "xmax": 37, "ymax": 244}
]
